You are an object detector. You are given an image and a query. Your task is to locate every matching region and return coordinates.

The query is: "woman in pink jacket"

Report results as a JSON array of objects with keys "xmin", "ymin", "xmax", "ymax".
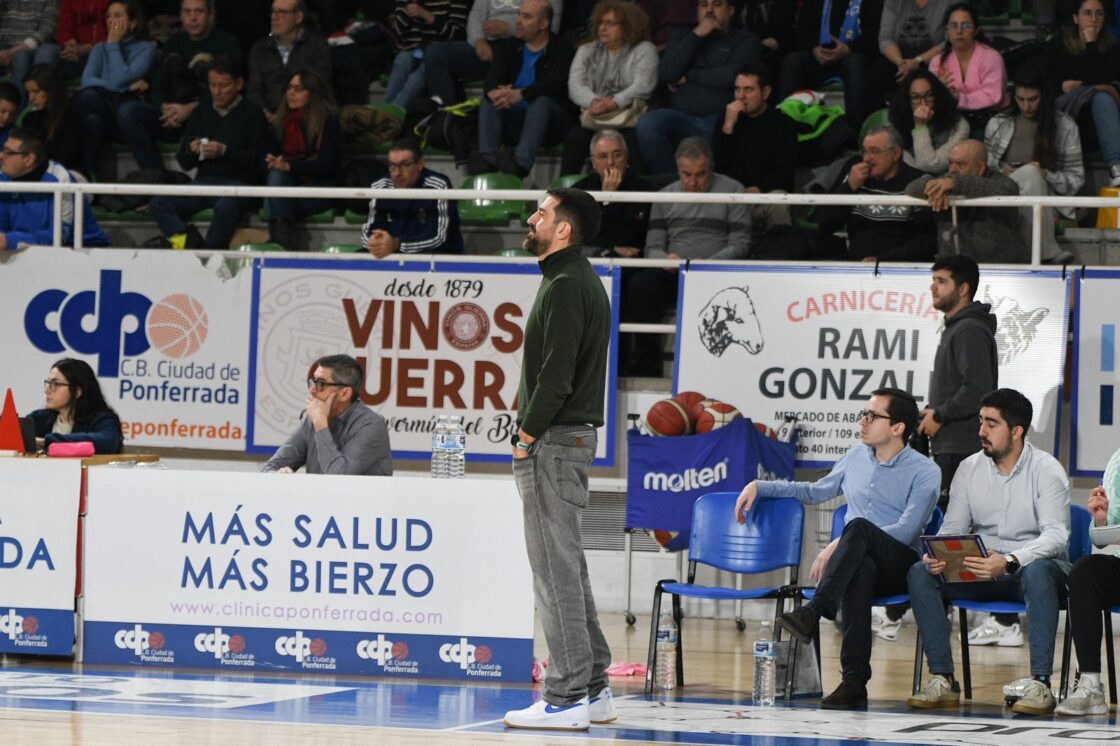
[{"xmin": 928, "ymin": 3, "xmax": 1007, "ymax": 137}]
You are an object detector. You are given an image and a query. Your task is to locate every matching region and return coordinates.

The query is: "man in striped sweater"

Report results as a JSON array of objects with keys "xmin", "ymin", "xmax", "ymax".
[{"xmin": 362, "ymin": 139, "xmax": 464, "ymax": 256}]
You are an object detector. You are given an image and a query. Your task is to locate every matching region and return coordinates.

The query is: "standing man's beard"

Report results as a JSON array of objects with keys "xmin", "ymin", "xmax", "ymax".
[{"xmin": 523, "ymin": 233, "xmax": 549, "ymax": 256}]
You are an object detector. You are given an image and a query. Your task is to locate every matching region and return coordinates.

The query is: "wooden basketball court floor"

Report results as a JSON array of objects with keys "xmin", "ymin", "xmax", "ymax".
[{"xmin": 1, "ymin": 613, "xmax": 1115, "ymax": 745}]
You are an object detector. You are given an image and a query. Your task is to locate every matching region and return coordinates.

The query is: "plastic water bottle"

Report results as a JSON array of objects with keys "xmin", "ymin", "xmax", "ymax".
[
  {"xmin": 753, "ymin": 621, "xmax": 776, "ymax": 706},
  {"xmin": 430, "ymin": 415, "xmax": 449, "ymax": 478},
  {"xmin": 655, "ymin": 613, "xmax": 678, "ymax": 691},
  {"xmin": 446, "ymin": 415, "xmax": 466, "ymax": 479}
]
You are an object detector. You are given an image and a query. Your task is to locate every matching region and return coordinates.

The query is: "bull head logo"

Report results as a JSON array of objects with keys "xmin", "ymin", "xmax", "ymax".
[
  {"xmin": 984, "ymin": 290, "xmax": 1048, "ymax": 366},
  {"xmin": 697, "ymin": 287, "xmax": 764, "ymax": 357}
]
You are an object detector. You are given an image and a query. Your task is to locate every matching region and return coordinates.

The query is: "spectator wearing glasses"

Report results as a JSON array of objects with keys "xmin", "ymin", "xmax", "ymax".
[
  {"xmin": 262, "ymin": 354, "xmax": 392, "ymax": 475},
  {"xmin": 889, "ymin": 68, "xmax": 969, "ymax": 175},
  {"xmin": 735, "ymin": 389, "xmax": 940, "ymax": 710},
  {"xmin": 815, "ymin": 124, "xmax": 936, "ymax": 261},
  {"xmin": 362, "ymin": 138, "xmax": 464, "ymax": 257},
  {"xmin": 573, "ymin": 128, "xmax": 652, "ymax": 258},
  {"xmin": 31, "ymin": 359, "xmax": 123, "ymax": 454},
  {"xmin": 928, "ymin": 3, "xmax": 1007, "ymax": 137},
  {"xmin": 247, "ymin": 0, "xmax": 331, "ymax": 122},
  {"xmin": 0, "ymin": 128, "xmax": 110, "ymax": 250}
]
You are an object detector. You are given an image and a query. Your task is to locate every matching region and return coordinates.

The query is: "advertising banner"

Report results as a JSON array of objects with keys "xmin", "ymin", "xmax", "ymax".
[
  {"xmin": 0, "ymin": 459, "xmax": 80, "ymax": 655},
  {"xmin": 1071, "ymin": 268, "xmax": 1120, "ymax": 476},
  {"xmin": 82, "ymin": 469, "xmax": 534, "ymax": 680},
  {"xmin": 248, "ymin": 258, "xmax": 618, "ymax": 463},
  {"xmin": 0, "ymin": 247, "xmax": 252, "ymax": 450},
  {"xmin": 676, "ymin": 265, "xmax": 1068, "ymax": 466}
]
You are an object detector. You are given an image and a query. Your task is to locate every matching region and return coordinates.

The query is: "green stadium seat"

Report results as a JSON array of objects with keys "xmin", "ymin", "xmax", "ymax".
[
  {"xmin": 344, "ymin": 208, "xmax": 367, "ymax": 225},
  {"xmin": 458, "ymin": 173, "xmax": 526, "ymax": 226},
  {"xmin": 496, "ymin": 247, "xmax": 533, "ymax": 257},
  {"xmin": 858, "ymin": 108, "xmax": 890, "ymax": 144},
  {"xmin": 548, "ymin": 174, "xmax": 585, "ymax": 189},
  {"xmin": 236, "ymin": 242, "xmax": 285, "ymax": 252},
  {"xmin": 322, "ymin": 243, "xmax": 362, "ymax": 253}
]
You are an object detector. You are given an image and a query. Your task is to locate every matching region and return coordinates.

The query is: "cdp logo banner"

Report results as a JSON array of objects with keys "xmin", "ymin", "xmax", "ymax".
[
  {"xmin": 114, "ymin": 624, "xmax": 152, "ymax": 656},
  {"xmin": 275, "ymin": 631, "xmax": 327, "ymax": 663},
  {"xmin": 356, "ymin": 635, "xmax": 394, "ymax": 666},
  {"xmin": 0, "ymin": 610, "xmax": 24, "ymax": 640},
  {"xmin": 439, "ymin": 638, "xmax": 476, "ymax": 669},
  {"xmin": 194, "ymin": 628, "xmax": 230, "ymax": 659}
]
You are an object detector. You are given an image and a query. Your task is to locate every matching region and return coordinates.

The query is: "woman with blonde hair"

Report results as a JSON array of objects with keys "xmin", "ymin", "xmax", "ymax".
[
  {"xmin": 264, "ymin": 68, "xmax": 341, "ymax": 251},
  {"xmin": 561, "ymin": 0, "xmax": 657, "ymax": 175}
]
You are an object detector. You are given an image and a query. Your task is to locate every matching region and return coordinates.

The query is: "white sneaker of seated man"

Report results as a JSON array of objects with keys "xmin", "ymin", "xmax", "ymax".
[
  {"xmin": 1055, "ymin": 675, "xmax": 1109, "ymax": 716},
  {"xmin": 870, "ymin": 606, "xmax": 902, "ymax": 642},
  {"xmin": 967, "ymin": 616, "xmax": 1024, "ymax": 647},
  {"xmin": 504, "ymin": 688, "xmax": 617, "ymax": 731}
]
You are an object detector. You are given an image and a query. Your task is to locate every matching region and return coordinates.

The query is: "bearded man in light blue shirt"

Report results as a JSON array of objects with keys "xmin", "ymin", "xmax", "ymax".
[{"xmin": 735, "ymin": 387, "xmax": 940, "ymax": 710}]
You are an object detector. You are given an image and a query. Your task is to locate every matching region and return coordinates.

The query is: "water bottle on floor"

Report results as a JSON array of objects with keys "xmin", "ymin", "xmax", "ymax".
[
  {"xmin": 447, "ymin": 415, "xmax": 466, "ymax": 478},
  {"xmin": 430, "ymin": 415, "xmax": 449, "ymax": 478},
  {"xmin": 655, "ymin": 613, "xmax": 678, "ymax": 691},
  {"xmin": 753, "ymin": 621, "xmax": 776, "ymax": 706}
]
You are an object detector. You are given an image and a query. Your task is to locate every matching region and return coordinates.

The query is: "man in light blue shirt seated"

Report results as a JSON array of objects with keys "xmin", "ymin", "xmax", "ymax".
[
  {"xmin": 907, "ymin": 388, "xmax": 1071, "ymax": 716},
  {"xmin": 735, "ymin": 387, "xmax": 940, "ymax": 710}
]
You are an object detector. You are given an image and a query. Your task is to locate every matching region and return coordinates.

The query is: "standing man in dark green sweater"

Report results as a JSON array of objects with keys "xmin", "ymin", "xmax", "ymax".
[
  {"xmin": 148, "ymin": 58, "xmax": 268, "ymax": 249},
  {"xmin": 504, "ymin": 188, "xmax": 614, "ymax": 732}
]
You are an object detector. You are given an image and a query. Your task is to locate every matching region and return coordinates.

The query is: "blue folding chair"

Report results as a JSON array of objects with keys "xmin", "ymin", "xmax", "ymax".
[
  {"xmin": 645, "ymin": 493, "xmax": 805, "ymax": 695},
  {"xmin": 801, "ymin": 503, "xmax": 943, "ymax": 694},
  {"xmin": 919, "ymin": 505, "xmax": 1093, "ymax": 700}
]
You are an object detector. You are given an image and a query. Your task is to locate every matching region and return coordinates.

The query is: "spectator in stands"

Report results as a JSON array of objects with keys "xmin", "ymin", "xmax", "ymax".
[
  {"xmin": 261, "ymin": 353, "xmax": 393, "ymax": 476},
  {"xmin": 264, "ymin": 69, "xmax": 340, "ymax": 251},
  {"xmin": 118, "ymin": 0, "xmax": 242, "ymax": 174},
  {"xmin": 816, "ymin": 124, "xmax": 935, "ymax": 261},
  {"xmin": 0, "ymin": 0, "xmax": 61, "ymax": 105},
  {"xmin": 0, "ymin": 128, "xmax": 111, "ymax": 250},
  {"xmin": 471, "ymin": 0, "xmax": 574, "ymax": 178},
  {"xmin": 879, "ymin": 0, "xmax": 952, "ymax": 88},
  {"xmin": 713, "ymin": 62, "xmax": 795, "ymax": 234},
  {"xmin": 573, "ymin": 129, "xmax": 652, "ymax": 257},
  {"xmin": 778, "ymin": 0, "xmax": 886, "ymax": 137},
  {"xmin": 561, "ymin": 0, "xmax": 657, "ymax": 176},
  {"xmin": 424, "ymin": 0, "xmax": 564, "ymax": 108},
  {"xmin": 148, "ymin": 59, "xmax": 269, "ymax": 249},
  {"xmin": 638, "ymin": 0, "xmax": 693, "ymax": 51},
  {"xmin": 362, "ymin": 138, "xmax": 464, "ymax": 256},
  {"xmin": 1046, "ymin": 0, "xmax": 1120, "ymax": 186},
  {"xmin": 738, "ymin": 388, "xmax": 939, "ymax": 710},
  {"xmin": 636, "ymin": 0, "xmax": 758, "ymax": 176},
  {"xmin": 56, "ymin": 0, "xmax": 110, "ymax": 79},
  {"xmin": 1054, "ymin": 480, "xmax": 1119, "ymax": 716},
  {"xmin": 384, "ymin": 0, "xmax": 469, "ymax": 110},
  {"xmin": 623, "ymin": 137, "xmax": 748, "ymax": 376},
  {"xmin": 737, "ymin": 0, "xmax": 796, "ymax": 73},
  {"xmin": 21, "ymin": 65, "xmax": 83, "ymax": 173},
  {"xmin": 985, "ymin": 71, "xmax": 1084, "ymax": 264},
  {"xmin": 0, "ymin": 83, "xmax": 20, "ymax": 150},
  {"xmin": 907, "ymin": 388, "xmax": 1070, "ymax": 716},
  {"xmin": 248, "ymin": 0, "xmax": 331, "ymax": 121},
  {"xmin": 889, "ymin": 68, "xmax": 969, "ymax": 174},
  {"xmin": 70, "ymin": 0, "xmax": 158, "ymax": 180},
  {"xmin": 32, "ymin": 358, "xmax": 123, "ymax": 455},
  {"xmin": 905, "ymin": 139, "xmax": 1027, "ymax": 262},
  {"xmin": 928, "ymin": 3, "xmax": 1007, "ymax": 137}
]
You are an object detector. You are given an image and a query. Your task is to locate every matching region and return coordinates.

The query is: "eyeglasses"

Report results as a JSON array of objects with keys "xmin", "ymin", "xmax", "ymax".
[
  {"xmin": 860, "ymin": 146, "xmax": 897, "ymax": 156},
  {"xmin": 1079, "ymin": 8, "xmax": 1106, "ymax": 17},
  {"xmin": 388, "ymin": 159, "xmax": 418, "ymax": 171},
  {"xmin": 908, "ymin": 92, "xmax": 935, "ymax": 102},
  {"xmin": 270, "ymin": 7, "xmax": 298, "ymax": 15},
  {"xmin": 43, "ymin": 379, "xmax": 72, "ymax": 391},
  {"xmin": 947, "ymin": 22, "xmax": 975, "ymax": 30},
  {"xmin": 857, "ymin": 410, "xmax": 893, "ymax": 423},
  {"xmin": 307, "ymin": 378, "xmax": 347, "ymax": 392},
  {"xmin": 1, "ymin": 147, "xmax": 28, "ymax": 157}
]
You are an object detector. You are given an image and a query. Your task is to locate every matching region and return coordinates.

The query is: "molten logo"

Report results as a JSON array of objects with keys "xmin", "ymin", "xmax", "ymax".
[
  {"xmin": 439, "ymin": 637, "xmax": 476, "ymax": 669},
  {"xmin": 643, "ymin": 460, "xmax": 730, "ymax": 492},
  {"xmin": 113, "ymin": 624, "xmax": 151, "ymax": 656},
  {"xmin": 0, "ymin": 609, "xmax": 24, "ymax": 640},
  {"xmin": 194, "ymin": 627, "xmax": 231, "ymax": 659}
]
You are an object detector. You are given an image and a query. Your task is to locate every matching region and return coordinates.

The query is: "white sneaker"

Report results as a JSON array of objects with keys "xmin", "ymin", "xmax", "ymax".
[
  {"xmin": 589, "ymin": 687, "xmax": 618, "ymax": 724},
  {"xmin": 504, "ymin": 697, "xmax": 590, "ymax": 730},
  {"xmin": 967, "ymin": 617, "xmax": 1023, "ymax": 647},
  {"xmin": 1010, "ymin": 679, "xmax": 1055, "ymax": 715},
  {"xmin": 1056, "ymin": 678, "xmax": 1109, "ymax": 716},
  {"xmin": 871, "ymin": 607, "xmax": 902, "ymax": 642},
  {"xmin": 906, "ymin": 674, "xmax": 961, "ymax": 709}
]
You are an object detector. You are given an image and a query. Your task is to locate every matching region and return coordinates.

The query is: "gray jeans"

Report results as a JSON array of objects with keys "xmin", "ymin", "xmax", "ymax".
[{"xmin": 512, "ymin": 424, "xmax": 610, "ymax": 705}]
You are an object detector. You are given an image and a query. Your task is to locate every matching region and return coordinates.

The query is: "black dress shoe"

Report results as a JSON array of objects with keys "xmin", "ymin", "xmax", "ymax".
[
  {"xmin": 821, "ymin": 678, "xmax": 868, "ymax": 710},
  {"xmin": 776, "ymin": 606, "xmax": 819, "ymax": 644}
]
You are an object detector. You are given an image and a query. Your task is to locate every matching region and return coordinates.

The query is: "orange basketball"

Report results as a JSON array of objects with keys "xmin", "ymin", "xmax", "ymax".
[
  {"xmin": 694, "ymin": 401, "xmax": 742, "ymax": 433},
  {"xmin": 754, "ymin": 422, "xmax": 778, "ymax": 440},
  {"xmin": 146, "ymin": 294, "xmax": 209, "ymax": 359},
  {"xmin": 646, "ymin": 399, "xmax": 691, "ymax": 436}
]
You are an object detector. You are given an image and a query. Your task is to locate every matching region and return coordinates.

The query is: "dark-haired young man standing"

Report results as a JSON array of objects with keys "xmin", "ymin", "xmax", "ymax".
[{"xmin": 504, "ymin": 188, "xmax": 613, "ymax": 732}]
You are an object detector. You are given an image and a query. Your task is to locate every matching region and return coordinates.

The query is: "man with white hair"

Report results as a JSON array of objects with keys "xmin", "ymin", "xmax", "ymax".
[{"xmin": 573, "ymin": 129, "xmax": 652, "ymax": 258}]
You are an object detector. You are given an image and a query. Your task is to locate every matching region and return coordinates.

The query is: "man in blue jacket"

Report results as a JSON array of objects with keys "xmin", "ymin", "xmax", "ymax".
[{"xmin": 0, "ymin": 128, "xmax": 110, "ymax": 250}]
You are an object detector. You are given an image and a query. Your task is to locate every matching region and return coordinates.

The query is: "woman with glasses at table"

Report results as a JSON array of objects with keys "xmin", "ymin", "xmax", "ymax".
[
  {"xmin": 928, "ymin": 3, "xmax": 1007, "ymax": 137},
  {"xmin": 889, "ymin": 67, "xmax": 968, "ymax": 173},
  {"xmin": 1045, "ymin": 0, "xmax": 1120, "ymax": 186},
  {"xmin": 31, "ymin": 358, "xmax": 123, "ymax": 454}
]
